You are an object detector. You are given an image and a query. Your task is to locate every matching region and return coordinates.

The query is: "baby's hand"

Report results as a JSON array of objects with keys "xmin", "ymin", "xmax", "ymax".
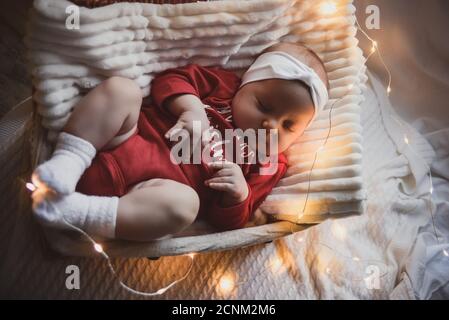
[
  {"xmin": 205, "ymin": 160, "xmax": 249, "ymax": 207},
  {"xmin": 165, "ymin": 109, "xmax": 212, "ymax": 150}
]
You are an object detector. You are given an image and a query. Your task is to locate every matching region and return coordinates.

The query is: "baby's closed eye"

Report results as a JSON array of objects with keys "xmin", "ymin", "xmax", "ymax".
[{"xmin": 283, "ymin": 120, "xmax": 297, "ymax": 132}]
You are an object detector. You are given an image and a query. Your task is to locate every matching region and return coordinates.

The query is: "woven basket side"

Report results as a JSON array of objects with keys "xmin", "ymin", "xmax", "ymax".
[{"xmin": 71, "ymin": 0, "xmax": 206, "ymax": 8}]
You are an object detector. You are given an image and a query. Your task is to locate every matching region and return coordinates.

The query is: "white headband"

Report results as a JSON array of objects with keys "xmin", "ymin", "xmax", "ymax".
[{"xmin": 240, "ymin": 51, "xmax": 329, "ymax": 116}]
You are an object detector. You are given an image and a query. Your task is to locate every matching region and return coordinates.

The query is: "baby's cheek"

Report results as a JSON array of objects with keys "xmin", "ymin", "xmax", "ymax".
[
  {"xmin": 277, "ymin": 134, "xmax": 297, "ymax": 153},
  {"xmin": 234, "ymin": 108, "xmax": 253, "ymax": 131}
]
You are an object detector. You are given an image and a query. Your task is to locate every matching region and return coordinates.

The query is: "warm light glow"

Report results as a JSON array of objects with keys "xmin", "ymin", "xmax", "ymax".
[
  {"xmin": 269, "ymin": 256, "xmax": 284, "ymax": 273},
  {"xmin": 218, "ymin": 274, "xmax": 235, "ymax": 296},
  {"xmin": 157, "ymin": 288, "xmax": 168, "ymax": 295},
  {"xmin": 404, "ymin": 136, "xmax": 409, "ymax": 145},
  {"xmin": 30, "ymin": 174, "xmax": 51, "ymax": 194},
  {"xmin": 387, "ymin": 86, "xmax": 391, "ymax": 94},
  {"xmin": 94, "ymin": 243, "xmax": 103, "ymax": 253},
  {"xmin": 187, "ymin": 253, "xmax": 196, "ymax": 259},
  {"xmin": 26, "ymin": 182, "xmax": 37, "ymax": 192},
  {"xmin": 371, "ymin": 41, "xmax": 378, "ymax": 53},
  {"xmin": 319, "ymin": 1, "xmax": 337, "ymax": 15},
  {"xmin": 325, "ymin": 267, "xmax": 331, "ymax": 274}
]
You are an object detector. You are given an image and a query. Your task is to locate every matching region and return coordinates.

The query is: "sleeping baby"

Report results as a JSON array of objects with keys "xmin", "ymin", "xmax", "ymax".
[{"xmin": 31, "ymin": 42, "xmax": 329, "ymax": 241}]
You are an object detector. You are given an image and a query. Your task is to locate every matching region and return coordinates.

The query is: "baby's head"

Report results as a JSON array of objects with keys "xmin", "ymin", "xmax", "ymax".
[{"xmin": 232, "ymin": 42, "xmax": 329, "ymax": 154}]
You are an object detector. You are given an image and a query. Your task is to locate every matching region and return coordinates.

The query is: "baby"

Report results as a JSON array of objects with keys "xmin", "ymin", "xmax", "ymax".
[{"xmin": 31, "ymin": 42, "xmax": 329, "ymax": 241}]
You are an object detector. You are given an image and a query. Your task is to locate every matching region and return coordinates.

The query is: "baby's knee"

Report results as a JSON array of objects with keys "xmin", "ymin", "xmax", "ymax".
[
  {"xmin": 100, "ymin": 76, "xmax": 143, "ymax": 106},
  {"xmin": 162, "ymin": 180, "xmax": 200, "ymax": 228}
]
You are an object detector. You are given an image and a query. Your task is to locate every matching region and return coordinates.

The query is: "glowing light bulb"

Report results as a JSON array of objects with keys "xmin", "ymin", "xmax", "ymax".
[
  {"xmin": 218, "ymin": 274, "xmax": 235, "ymax": 296},
  {"xmin": 26, "ymin": 182, "xmax": 37, "ymax": 192},
  {"xmin": 187, "ymin": 253, "xmax": 196, "ymax": 259},
  {"xmin": 371, "ymin": 41, "xmax": 378, "ymax": 53},
  {"xmin": 387, "ymin": 86, "xmax": 392, "ymax": 94},
  {"xmin": 270, "ymin": 256, "xmax": 283, "ymax": 273},
  {"xmin": 319, "ymin": 1, "xmax": 337, "ymax": 15},
  {"xmin": 157, "ymin": 288, "xmax": 167, "ymax": 295},
  {"xmin": 94, "ymin": 243, "xmax": 103, "ymax": 253}
]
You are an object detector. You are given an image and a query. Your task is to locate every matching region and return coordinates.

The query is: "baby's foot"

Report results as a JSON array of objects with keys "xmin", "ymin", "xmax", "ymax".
[
  {"xmin": 32, "ymin": 191, "xmax": 84, "ymax": 230},
  {"xmin": 33, "ymin": 132, "xmax": 96, "ymax": 194},
  {"xmin": 32, "ymin": 191, "xmax": 118, "ymax": 239}
]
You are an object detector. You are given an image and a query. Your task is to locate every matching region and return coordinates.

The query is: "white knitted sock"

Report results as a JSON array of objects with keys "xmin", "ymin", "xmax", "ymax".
[
  {"xmin": 33, "ymin": 132, "xmax": 96, "ymax": 194},
  {"xmin": 33, "ymin": 192, "xmax": 118, "ymax": 239}
]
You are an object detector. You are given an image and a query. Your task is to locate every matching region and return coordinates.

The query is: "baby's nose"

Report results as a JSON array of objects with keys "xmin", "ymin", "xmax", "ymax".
[{"xmin": 262, "ymin": 119, "xmax": 278, "ymax": 130}]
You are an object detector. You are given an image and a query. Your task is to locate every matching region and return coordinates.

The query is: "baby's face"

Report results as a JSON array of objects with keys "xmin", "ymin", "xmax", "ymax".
[{"xmin": 232, "ymin": 78, "xmax": 315, "ymax": 154}]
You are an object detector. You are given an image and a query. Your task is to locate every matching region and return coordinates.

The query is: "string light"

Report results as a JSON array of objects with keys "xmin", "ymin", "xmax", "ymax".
[
  {"xmin": 268, "ymin": 255, "xmax": 284, "ymax": 273},
  {"xmin": 294, "ymin": 234, "xmax": 304, "ymax": 243},
  {"xmin": 25, "ymin": 182, "xmax": 36, "ymax": 192},
  {"xmin": 217, "ymin": 274, "xmax": 236, "ymax": 296},
  {"xmin": 93, "ymin": 243, "xmax": 103, "ymax": 253},
  {"xmin": 289, "ymin": 0, "xmax": 448, "ymax": 283},
  {"xmin": 391, "ymin": 116, "xmax": 447, "ymax": 258},
  {"xmin": 26, "ymin": 180, "xmax": 196, "ymax": 297},
  {"xmin": 187, "ymin": 252, "xmax": 197, "ymax": 259},
  {"xmin": 355, "ymin": 18, "xmax": 392, "ymax": 96}
]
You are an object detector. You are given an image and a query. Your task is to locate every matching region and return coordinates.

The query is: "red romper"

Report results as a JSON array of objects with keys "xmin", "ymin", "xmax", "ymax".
[{"xmin": 76, "ymin": 64, "xmax": 288, "ymax": 231}]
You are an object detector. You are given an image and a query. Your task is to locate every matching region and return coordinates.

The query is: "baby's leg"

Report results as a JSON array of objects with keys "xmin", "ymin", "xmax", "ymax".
[
  {"xmin": 33, "ymin": 77, "xmax": 143, "ymax": 194},
  {"xmin": 33, "ymin": 179, "xmax": 200, "ymax": 241},
  {"xmin": 116, "ymin": 179, "xmax": 200, "ymax": 241},
  {"xmin": 64, "ymin": 76, "xmax": 142, "ymax": 150}
]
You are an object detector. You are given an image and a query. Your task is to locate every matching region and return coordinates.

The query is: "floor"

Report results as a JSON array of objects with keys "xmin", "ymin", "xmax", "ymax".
[{"xmin": 0, "ymin": 0, "xmax": 34, "ymax": 119}]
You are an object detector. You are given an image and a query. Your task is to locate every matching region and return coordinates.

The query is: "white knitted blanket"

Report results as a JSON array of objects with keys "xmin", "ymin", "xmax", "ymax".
[{"xmin": 27, "ymin": 0, "xmax": 367, "ymax": 222}]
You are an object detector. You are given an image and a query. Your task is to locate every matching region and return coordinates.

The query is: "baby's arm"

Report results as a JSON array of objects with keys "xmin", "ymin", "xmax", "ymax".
[
  {"xmin": 151, "ymin": 64, "xmax": 225, "ymax": 146},
  {"xmin": 163, "ymin": 94, "xmax": 210, "ymax": 144}
]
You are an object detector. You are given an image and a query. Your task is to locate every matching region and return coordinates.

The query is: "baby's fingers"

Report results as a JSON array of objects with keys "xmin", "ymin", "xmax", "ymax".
[
  {"xmin": 204, "ymin": 176, "xmax": 233, "ymax": 185},
  {"xmin": 201, "ymin": 127, "xmax": 213, "ymax": 147},
  {"xmin": 207, "ymin": 182, "xmax": 233, "ymax": 193},
  {"xmin": 207, "ymin": 160, "xmax": 234, "ymax": 171},
  {"xmin": 165, "ymin": 122, "xmax": 184, "ymax": 140}
]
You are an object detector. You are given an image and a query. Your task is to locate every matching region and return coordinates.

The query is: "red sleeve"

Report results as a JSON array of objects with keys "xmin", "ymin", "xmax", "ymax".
[
  {"xmin": 207, "ymin": 154, "xmax": 288, "ymax": 231},
  {"xmin": 150, "ymin": 63, "xmax": 238, "ymax": 109}
]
